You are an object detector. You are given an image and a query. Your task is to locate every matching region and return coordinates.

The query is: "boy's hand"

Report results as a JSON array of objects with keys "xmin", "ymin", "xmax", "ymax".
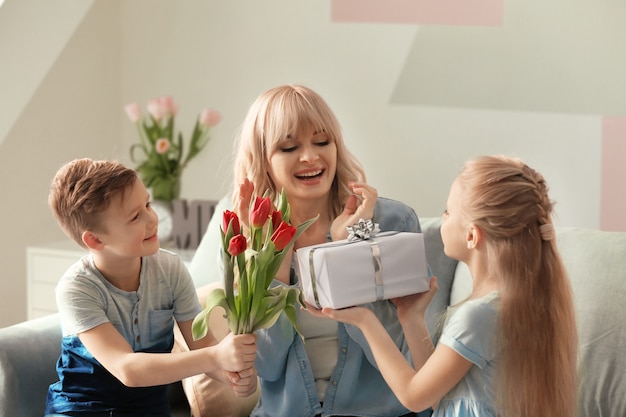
[
  {"xmin": 331, "ymin": 182, "xmax": 378, "ymax": 241},
  {"xmin": 226, "ymin": 366, "xmax": 258, "ymax": 397},
  {"xmin": 215, "ymin": 332, "xmax": 257, "ymax": 373}
]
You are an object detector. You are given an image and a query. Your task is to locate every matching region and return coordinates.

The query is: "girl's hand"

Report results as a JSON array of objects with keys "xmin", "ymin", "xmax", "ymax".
[
  {"xmin": 393, "ymin": 276, "xmax": 439, "ymax": 321},
  {"xmin": 305, "ymin": 302, "xmax": 373, "ymax": 328},
  {"xmin": 331, "ymin": 182, "xmax": 378, "ymax": 241}
]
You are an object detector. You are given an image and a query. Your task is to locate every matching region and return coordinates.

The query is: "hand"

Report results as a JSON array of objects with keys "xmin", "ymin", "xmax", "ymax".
[
  {"xmin": 330, "ymin": 182, "xmax": 378, "ymax": 241},
  {"xmin": 225, "ymin": 366, "xmax": 258, "ymax": 397},
  {"xmin": 393, "ymin": 276, "xmax": 439, "ymax": 321},
  {"xmin": 214, "ymin": 332, "xmax": 257, "ymax": 373},
  {"xmin": 304, "ymin": 302, "xmax": 373, "ymax": 328},
  {"xmin": 236, "ymin": 178, "xmax": 255, "ymax": 228}
]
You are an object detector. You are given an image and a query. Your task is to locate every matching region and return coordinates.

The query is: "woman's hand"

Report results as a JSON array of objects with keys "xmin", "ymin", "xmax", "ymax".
[
  {"xmin": 331, "ymin": 182, "xmax": 378, "ymax": 241},
  {"xmin": 236, "ymin": 178, "xmax": 255, "ymax": 228},
  {"xmin": 305, "ymin": 302, "xmax": 374, "ymax": 328}
]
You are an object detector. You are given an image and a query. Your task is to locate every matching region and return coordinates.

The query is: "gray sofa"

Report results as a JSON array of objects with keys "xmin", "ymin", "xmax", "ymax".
[{"xmin": 1, "ymin": 213, "xmax": 625, "ymax": 416}]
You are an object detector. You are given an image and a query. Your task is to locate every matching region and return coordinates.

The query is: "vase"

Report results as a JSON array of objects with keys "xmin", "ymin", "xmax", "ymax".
[
  {"xmin": 152, "ymin": 199, "xmax": 175, "ymax": 242},
  {"xmin": 151, "ymin": 175, "xmax": 182, "ymax": 202}
]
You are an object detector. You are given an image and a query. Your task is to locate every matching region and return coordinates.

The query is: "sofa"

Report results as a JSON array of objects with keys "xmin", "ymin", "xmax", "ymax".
[{"xmin": 1, "ymin": 203, "xmax": 625, "ymax": 416}]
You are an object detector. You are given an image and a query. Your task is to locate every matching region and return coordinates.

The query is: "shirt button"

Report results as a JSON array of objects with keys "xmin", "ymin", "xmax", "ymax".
[
  {"xmin": 136, "ymin": 336, "xmax": 140, "ymax": 343},
  {"xmin": 341, "ymin": 347, "xmax": 347, "ymax": 354},
  {"xmin": 332, "ymin": 380, "xmax": 337, "ymax": 386},
  {"xmin": 134, "ymin": 318, "xmax": 138, "ymax": 325}
]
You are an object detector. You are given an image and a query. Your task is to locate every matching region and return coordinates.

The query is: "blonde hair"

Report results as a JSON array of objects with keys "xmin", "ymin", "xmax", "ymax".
[
  {"xmin": 458, "ymin": 155, "xmax": 578, "ymax": 417},
  {"xmin": 232, "ymin": 84, "xmax": 365, "ymax": 218},
  {"xmin": 48, "ymin": 158, "xmax": 138, "ymax": 248}
]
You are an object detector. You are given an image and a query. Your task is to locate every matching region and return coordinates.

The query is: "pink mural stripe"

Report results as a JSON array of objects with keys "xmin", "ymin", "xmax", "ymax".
[
  {"xmin": 331, "ymin": 0, "xmax": 503, "ymax": 26},
  {"xmin": 601, "ymin": 117, "xmax": 626, "ymax": 232}
]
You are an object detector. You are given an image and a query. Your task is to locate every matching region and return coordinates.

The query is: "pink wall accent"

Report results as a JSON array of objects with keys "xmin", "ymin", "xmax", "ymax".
[
  {"xmin": 331, "ymin": 0, "xmax": 503, "ymax": 26},
  {"xmin": 601, "ymin": 117, "xmax": 626, "ymax": 232}
]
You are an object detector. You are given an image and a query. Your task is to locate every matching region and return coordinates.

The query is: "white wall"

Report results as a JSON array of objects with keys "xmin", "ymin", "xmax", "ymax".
[
  {"xmin": 0, "ymin": 0, "xmax": 622, "ymax": 327},
  {"xmin": 0, "ymin": 0, "xmax": 121, "ymax": 327}
]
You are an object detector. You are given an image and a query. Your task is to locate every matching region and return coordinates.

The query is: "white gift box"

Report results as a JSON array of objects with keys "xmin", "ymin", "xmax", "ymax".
[{"xmin": 295, "ymin": 232, "xmax": 430, "ymax": 309}]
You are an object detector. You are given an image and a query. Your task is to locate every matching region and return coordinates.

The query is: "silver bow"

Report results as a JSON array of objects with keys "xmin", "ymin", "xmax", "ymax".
[{"xmin": 347, "ymin": 218, "xmax": 380, "ymax": 241}]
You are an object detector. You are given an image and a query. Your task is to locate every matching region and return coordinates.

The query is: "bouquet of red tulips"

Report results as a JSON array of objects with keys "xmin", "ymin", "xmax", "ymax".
[{"xmin": 192, "ymin": 189, "xmax": 318, "ymax": 337}]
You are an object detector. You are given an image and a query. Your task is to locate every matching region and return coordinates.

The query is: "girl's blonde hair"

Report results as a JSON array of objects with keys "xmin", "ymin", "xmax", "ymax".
[
  {"xmin": 458, "ymin": 155, "xmax": 578, "ymax": 417},
  {"xmin": 232, "ymin": 84, "xmax": 365, "ymax": 218}
]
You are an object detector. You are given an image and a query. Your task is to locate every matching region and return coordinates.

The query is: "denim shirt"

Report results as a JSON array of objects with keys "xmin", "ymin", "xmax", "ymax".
[{"xmin": 252, "ymin": 197, "xmax": 422, "ymax": 417}]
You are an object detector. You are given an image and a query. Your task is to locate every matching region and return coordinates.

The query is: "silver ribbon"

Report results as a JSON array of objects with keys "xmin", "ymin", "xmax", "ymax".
[
  {"xmin": 347, "ymin": 218, "xmax": 380, "ymax": 241},
  {"xmin": 307, "ymin": 220, "xmax": 385, "ymax": 308},
  {"xmin": 369, "ymin": 239, "xmax": 384, "ymax": 300},
  {"xmin": 349, "ymin": 218, "xmax": 384, "ymax": 300}
]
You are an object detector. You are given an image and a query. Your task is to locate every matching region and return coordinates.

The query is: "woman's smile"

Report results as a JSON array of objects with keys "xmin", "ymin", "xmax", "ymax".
[{"xmin": 295, "ymin": 168, "xmax": 325, "ymax": 182}]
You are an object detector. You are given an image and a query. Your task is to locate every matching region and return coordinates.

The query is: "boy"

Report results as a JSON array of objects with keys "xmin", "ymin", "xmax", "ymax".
[{"xmin": 45, "ymin": 158, "xmax": 256, "ymax": 416}]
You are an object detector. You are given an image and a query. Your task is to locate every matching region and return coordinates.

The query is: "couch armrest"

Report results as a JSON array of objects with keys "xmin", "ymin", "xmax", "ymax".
[{"xmin": 0, "ymin": 314, "xmax": 62, "ymax": 417}]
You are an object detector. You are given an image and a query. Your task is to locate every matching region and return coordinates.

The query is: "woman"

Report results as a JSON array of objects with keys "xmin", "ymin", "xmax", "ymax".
[{"xmin": 233, "ymin": 84, "xmax": 427, "ymax": 417}]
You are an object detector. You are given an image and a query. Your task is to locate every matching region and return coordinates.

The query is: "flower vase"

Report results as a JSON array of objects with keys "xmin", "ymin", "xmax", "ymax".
[
  {"xmin": 149, "ymin": 175, "xmax": 181, "ymax": 244},
  {"xmin": 150, "ymin": 175, "xmax": 182, "ymax": 202}
]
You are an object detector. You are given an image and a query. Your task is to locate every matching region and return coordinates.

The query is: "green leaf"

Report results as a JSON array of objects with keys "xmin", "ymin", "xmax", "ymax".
[
  {"xmin": 251, "ymin": 296, "xmax": 287, "ymax": 331},
  {"xmin": 222, "ymin": 253, "xmax": 236, "ymax": 316},
  {"xmin": 129, "ymin": 143, "xmax": 149, "ymax": 163},
  {"xmin": 283, "ymin": 304, "xmax": 304, "ymax": 339},
  {"xmin": 192, "ymin": 288, "xmax": 230, "ymax": 340}
]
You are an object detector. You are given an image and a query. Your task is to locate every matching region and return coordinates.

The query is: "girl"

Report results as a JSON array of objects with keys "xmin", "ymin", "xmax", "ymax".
[{"xmin": 312, "ymin": 155, "xmax": 578, "ymax": 417}]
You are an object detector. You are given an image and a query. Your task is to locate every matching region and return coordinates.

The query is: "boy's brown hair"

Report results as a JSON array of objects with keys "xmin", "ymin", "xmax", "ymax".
[{"xmin": 48, "ymin": 158, "xmax": 138, "ymax": 248}]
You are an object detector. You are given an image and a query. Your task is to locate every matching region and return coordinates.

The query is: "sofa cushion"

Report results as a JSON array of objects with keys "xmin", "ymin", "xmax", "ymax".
[
  {"xmin": 557, "ymin": 227, "xmax": 626, "ymax": 417},
  {"xmin": 188, "ymin": 195, "xmax": 231, "ymax": 288},
  {"xmin": 419, "ymin": 217, "xmax": 459, "ymax": 341}
]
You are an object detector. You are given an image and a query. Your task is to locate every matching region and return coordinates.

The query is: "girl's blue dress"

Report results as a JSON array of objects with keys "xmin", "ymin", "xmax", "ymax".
[{"xmin": 433, "ymin": 291, "xmax": 500, "ymax": 417}]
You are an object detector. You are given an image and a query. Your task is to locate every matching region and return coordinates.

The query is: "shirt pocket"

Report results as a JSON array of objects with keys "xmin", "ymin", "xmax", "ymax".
[{"xmin": 148, "ymin": 308, "xmax": 175, "ymax": 342}]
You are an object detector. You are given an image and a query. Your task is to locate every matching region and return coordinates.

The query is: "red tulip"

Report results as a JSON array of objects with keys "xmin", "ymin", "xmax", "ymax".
[
  {"xmin": 271, "ymin": 210, "xmax": 282, "ymax": 231},
  {"xmin": 250, "ymin": 197, "xmax": 272, "ymax": 228},
  {"xmin": 227, "ymin": 234, "xmax": 247, "ymax": 256},
  {"xmin": 222, "ymin": 210, "xmax": 240, "ymax": 235},
  {"xmin": 271, "ymin": 221, "xmax": 296, "ymax": 251}
]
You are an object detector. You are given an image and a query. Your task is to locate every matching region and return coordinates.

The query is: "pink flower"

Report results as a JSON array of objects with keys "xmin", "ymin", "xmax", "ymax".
[
  {"xmin": 227, "ymin": 234, "xmax": 247, "ymax": 256},
  {"xmin": 250, "ymin": 197, "xmax": 272, "ymax": 228},
  {"xmin": 147, "ymin": 98, "xmax": 165, "ymax": 122},
  {"xmin": 199, "ymin": 108, "xmax": 222, "ymax": 127},
  {"xmin": 124, "ymin": 103, "xmax": 141, "ymax": 122},
  {"xmin": 155, "ymin": 138, "xmax": 171, "ymax": 154},
  {"xmin": 158, "ymin": 96, "xmax": 178, "ymax": 117}
]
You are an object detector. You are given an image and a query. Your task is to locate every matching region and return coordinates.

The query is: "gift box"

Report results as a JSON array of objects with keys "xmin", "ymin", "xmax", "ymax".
[{"xmin": 295, "ymin": 231, "xmax": 430, "ymax": 309}]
